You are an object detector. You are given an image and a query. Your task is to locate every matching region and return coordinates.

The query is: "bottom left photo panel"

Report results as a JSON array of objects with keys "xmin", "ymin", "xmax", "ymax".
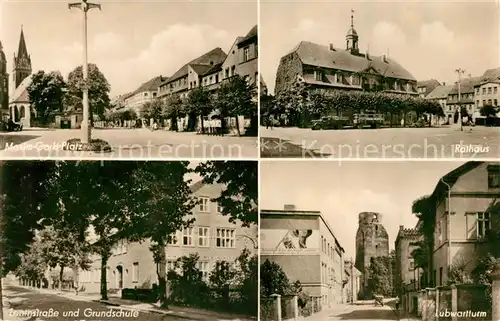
[{"xmin": 0, "ymin": 160, "xmax": 258, "ymax": 321}]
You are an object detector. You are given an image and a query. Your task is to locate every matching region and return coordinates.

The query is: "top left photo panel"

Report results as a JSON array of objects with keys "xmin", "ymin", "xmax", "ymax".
[{"xmin": 0, "ymin": 0, "xmax": 258, "ymax": 160}]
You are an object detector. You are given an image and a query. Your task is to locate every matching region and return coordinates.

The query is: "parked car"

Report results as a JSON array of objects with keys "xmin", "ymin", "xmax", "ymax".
[
  {"xmin": 311, "ymin": 115, "xmax": 350, "ymax": 130},
  {"xmin": 0, "ymin": 119, "xmax": 23, "ymax": 132}
]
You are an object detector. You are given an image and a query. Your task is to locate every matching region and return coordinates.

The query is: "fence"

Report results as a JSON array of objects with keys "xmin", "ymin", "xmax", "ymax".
[
  {"xmin": 260, "ymin": 294, "xmax": 321, "ymax": 321},
  {"xmin": 404, "ymin": 284, "xmax": 491, "ymax": 321}
]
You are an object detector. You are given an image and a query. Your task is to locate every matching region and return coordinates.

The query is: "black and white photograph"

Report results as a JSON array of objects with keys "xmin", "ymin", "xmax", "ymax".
[
  {"xmin": 260, "ymin": 160, "xmax": 500, "ymax": 320},
  {"xmin": 259, "ymin": 0, "xmax": 500, "ymax": 158},
  {"xmin": 0, "ymin": 0, "xmax": 258, "ymax": 159},
  {"xmin": 0, "ymin": 160, "xmax": 258, "ymax": 321}
]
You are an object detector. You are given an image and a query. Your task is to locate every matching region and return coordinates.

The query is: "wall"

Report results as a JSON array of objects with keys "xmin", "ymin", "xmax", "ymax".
[
  {"xmin": 237, "ymin": 37, "xmax": 258, "ymax": 86},
  {"xmin": 476, "ymin": 83, "xmax": 500, "ymax": 108}
]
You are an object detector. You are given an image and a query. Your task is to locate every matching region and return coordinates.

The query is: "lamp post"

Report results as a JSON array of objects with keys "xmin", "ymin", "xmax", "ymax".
[
  {"xmin": 441, "ymin": 177, "xmax": 452, "ymax": 285},
  {"xmin": 69, "ymin": 0, "xmax": 101, "ymax": 144},
  {"xmin": 455, "ymin": 68, "xmax": 465, "ymax": 131}
]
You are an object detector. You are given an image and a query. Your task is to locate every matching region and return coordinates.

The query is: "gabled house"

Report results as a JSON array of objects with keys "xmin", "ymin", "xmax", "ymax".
[{"xmin": 417, "ymin": 79, "xmax": 441, "ymax": 98}]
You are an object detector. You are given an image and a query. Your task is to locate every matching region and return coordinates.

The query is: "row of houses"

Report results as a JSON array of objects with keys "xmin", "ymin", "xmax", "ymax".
[
  {"xmin": 395, "ymin": 162, "xmax": 500, "ymax": 313},
  {"xmin": 418, "ymin": 67, "xmax": 500, "ymax": 123},
  {"xmin": 42, "ymin": 181, "xmax": 257, "ymax": 294},
  {"xmin": 114, "ymin": 25, "xmax": 258, "ymax": 120},
  {"xmin": 260, "ymin": 205, "xmax": 361, "ymax": 310}
]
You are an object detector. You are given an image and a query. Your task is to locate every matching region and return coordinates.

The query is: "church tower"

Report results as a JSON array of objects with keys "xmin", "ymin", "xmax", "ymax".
[
  {"xmin": 0, "ymin": 41, "xmax": 8, "ymax": 111},
  {"xmin": 13, "ymin": 26, "xmax": 32, "ymax": 89},
  {"xmin": 346, "ymin": 9, "xmax": 359, "ymax": 55}
]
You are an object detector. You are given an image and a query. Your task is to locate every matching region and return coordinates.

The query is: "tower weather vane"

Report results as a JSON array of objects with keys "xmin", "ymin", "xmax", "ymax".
[
  {"xmin": 351, "ymin": 9, "xmax": 355, "ymax": 27},
  {"xmin": 68, "ymin": 0, "xmax": 101, "ymax": 144}
]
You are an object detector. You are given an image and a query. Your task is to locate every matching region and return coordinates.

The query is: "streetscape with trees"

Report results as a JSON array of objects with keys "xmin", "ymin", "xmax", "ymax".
[
  {"xmin": 0, "ymin": 160, "xmax": 258, "ymax": 319},
  {"xmin": 262, "ymin": 80, "xmax": 444, "ymax": 128}
]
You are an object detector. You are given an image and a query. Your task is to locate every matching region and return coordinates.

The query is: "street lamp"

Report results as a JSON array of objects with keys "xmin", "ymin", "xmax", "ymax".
[
  {"xmin": 455, "ymin": 68, "xmax": 465, "ymax": 132},
  {"xmin": 69, "ymin": 0, "xmax": 101, "ymax": 144},
  {"xmin": 441, "ymin": 177, "xmax": 452, "ymax": 285}
]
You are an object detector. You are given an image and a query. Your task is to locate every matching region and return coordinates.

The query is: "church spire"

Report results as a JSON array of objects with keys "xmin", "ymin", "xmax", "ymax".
[
  {"xmin": 17, "ymin": 26, "xmax": 29, "ymax": 60},
  {"xmin": 13, "ymin": 26, "xmax": 32, "ymax": 89},
  {"xmin": 351, "ymin": 9, "xmax": 354, "ymax": 28}
]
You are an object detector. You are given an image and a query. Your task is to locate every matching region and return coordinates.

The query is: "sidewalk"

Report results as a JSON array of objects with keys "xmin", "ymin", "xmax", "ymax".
[{"xmin": 14, "ymin": 286, "xmax": 256, "ymax": 321}]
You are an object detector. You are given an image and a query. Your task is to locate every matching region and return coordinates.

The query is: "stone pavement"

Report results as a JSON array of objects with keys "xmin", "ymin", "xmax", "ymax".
[
  {"xmin": 0, "ymin": 128, "xmax": 258, "ymax": 158},
  {"xmin": 260, "ymin": 125, "xmax": 500, "ymax": 159}
]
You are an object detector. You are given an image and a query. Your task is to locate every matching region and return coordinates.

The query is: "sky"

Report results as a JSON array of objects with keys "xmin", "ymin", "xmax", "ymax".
[
  {"xmin": 260, "ymin": 0, "xmax": 500, "ymax": 94},
  {"xmin": 260, "ymin": 160, "xmax": 466, "ymax": 259},
  {"xmin": 0, "ymin": 0, "xmax": 257, "ymax": 97}
]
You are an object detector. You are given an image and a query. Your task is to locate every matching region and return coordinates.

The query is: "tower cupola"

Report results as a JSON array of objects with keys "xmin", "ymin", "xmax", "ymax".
[{"xmin": 346, "ymin": 9, "xmax": 359, "ymax": 55}]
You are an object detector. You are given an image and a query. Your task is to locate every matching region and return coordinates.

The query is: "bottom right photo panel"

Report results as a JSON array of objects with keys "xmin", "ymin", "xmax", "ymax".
[{"xmin": 259, "ymin": 160, "xmax": 499, "ymax": 321}]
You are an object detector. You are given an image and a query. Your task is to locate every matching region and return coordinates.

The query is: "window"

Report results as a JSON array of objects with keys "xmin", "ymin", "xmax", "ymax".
[
  {"xmin": 409, "ymin": 261, "xmax": 414, "ymax": 271},
  {"xmin": 477, "ymin": 212, "xmax": 491, "ymax": 238},
  {"xmin": 132, "ymin": 262, "xmax": 139, "ymax": 283},
  {"xmin": 488, "ymin": 87, "xmax": 492, "ymax": 94},
  {"xmin": 166, "ymin": 260, "xmax": 176, "ymax": 272},
  {"xmin": 495, "ymin": 99, "xmax": 498, "ymax": 106},
  {"xmin": 483, "ymin": 88, "xmax": 486, "ymax": 94},
  {"xmin": 476, "ymin": 100, "xmax": 480, "ymax": 106},
  {"xmin": 231, "ymin": 66, "xmax": 236, "ymax": 76},
  {"xmin": 488, "ymin": 165, "xmax": 500, "ymax": 188},
  {"xmin": 495, "ymin": 87, "xmax": 498, "ymax": 94},
  {"xmin": 144, "ymin": 92, "xmax": 148, "ymax": 97},
  {"xmin": 483, "ymin": 100, "xmax": 486, "ymax": 105},
  {"xmin": 476, "ymin": 88, "xmax": 480, "ymax": 95},
  {"xmin": 168, "ymin": 231, "xmax": 180, "ymax": 245},
  {"xmin": 216, "ymin": 204, "xmax": 223, "ymax": 213},
  {"xmin": 215, "ymin": 74, "xmax": 219, "ymax": 83},
  {"xmin": 315, "ymin": 70, "xmax": 322, "ymax": 81},
  {"xmin": 198, "ymin": 227, "xmax": 209, "ymax": 247},
  {"xmin": 243, "ymin": 46, "xmax": 250, "ymax": 62},
  {"xmin": 183, "ymin": 227, "xmax": 194, "ymax": 246},
  {"xmin": 488, "ymin": 99, "xmax": 492, "ymax": 105},
  {"xmin": 199, "ymin": 197, "xmax": 210, "ymax": 212},
  {"xmin": 197, "ymin": 261, "xmax": 210, "ymax": 280},
  {"xmin": 216, "ymin": 228, "xmax": 235, "ymax": 248},
  {"xmin": 153, "ymin": 92, "xmax": 157, "ymax": 98}
]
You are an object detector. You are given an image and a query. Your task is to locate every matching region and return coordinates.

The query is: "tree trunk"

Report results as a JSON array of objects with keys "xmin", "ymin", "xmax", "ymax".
[
  {"xmin": 171, "ymin": 117, "xmax": 178, "ymax": 131},
  {"xmin": 0, "ymin": 209, "xmax": 4, "ymax": 320},
  {"xmin": 59, "ymin": 266, "xmax": 64, "ymax": 292},
  {"xmin": 235, "ymin": 116, "xmax": 241, "ymax": 137},
  {"xmin": 155, "ymin": 242, "xmax": 168, "ymax": 309},
  {"xmin": 200, "ymin": 115, "xmax": 205, "ymax": 134},
  {"xmin": 100, "ymin": 256, "xmax": 109, "ymax": 300}
]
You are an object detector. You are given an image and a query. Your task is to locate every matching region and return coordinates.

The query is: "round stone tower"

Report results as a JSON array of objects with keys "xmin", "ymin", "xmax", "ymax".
[{"xmin": 355, "ymin": 212, "xmax": 390, "ymax": 299}]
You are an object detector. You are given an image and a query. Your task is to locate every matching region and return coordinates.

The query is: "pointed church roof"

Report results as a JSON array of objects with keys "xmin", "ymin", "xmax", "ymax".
[
  {"xmin": 17, "ymin": 26, "xmax": 29, "ymax": 59},
  {"xmin": 0, "ymin": 41, "xmax": 6, "ymax": 63},
  {"xmin": 9, "ymin": 76, "xmax": 31, "ymax": 104}
]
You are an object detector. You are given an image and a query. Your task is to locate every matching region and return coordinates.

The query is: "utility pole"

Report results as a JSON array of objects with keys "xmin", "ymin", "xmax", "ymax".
[
  {"xmin": 69, "ymin": 0, "xmax": 101, "ymax": 144},
  {"xmin": 351, "ymin": 257, "xmax": 354, "ymax": 304},
  {"xmin": 455, "ymin": 68, "xmax": 465, "ymax": 132}
]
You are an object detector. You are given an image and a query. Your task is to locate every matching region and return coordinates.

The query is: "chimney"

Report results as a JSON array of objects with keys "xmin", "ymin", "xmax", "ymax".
[
  {"xmin": 399, "ymin": 225, "xmax": 404, "ymax": 231},
  {"xmin": 284, "ymin": 204, "xmax": 296, "ymax": 211},
  {"xmin": 443, "ymin": 82, "xmax": 446, "ymax": 86},
  {"xmin": 383, "ymin": 54, "xmax": 388, "ymax": 63},
  {"xmin": 329, "ymin": 44, "xmax": 336, "ymax": 51}
]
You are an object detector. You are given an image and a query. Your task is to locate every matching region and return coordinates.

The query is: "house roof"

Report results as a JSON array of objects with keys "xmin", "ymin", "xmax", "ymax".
[
  {"xmin": 430, "ymin": 162, "xmax": 483, "ymax": 203},
  {"xmin": 237, "ymin": 25, "xmax": 257, "ymax": 47},
  {"xmin": 449, "ymin": 77, "xmax": 481, "ymax": 95},
  {"xmin": 9, "ymin": 76, "xmax": 31, "ymax": 104},
  {"xmin": 417, "ymin": 79, "xmax": 441, "ymax": 96},
  {"xmin": 425, "ymin": 85, "xmax": 454, "ymax": 100},
  {"xmin": 162, "ymin": 47, "xmax": 227, "ymax": 84},
  {"xmin": 131, "ymin": 76, "xmax": 166, "ymax": 95},
  {"xmin": 286, "ymin": 41, "xmax": 416, "ymax": 81},
  {"xmin": 477, "ymin": 67, "xmax": 500, "ymax": 86}
]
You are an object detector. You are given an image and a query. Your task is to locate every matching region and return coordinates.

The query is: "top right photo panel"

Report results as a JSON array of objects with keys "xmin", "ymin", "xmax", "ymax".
[{"xmin": 260, "ymin": 0, "xmax": 500, "ymax": 159}]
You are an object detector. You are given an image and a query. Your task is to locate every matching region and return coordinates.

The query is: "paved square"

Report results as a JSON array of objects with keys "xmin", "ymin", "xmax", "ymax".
[
  {"xmin": 260, "ymin": 126, "xmax": 499, "ymax": 159},
  {"xmin": 0, "ymin": 128, "xmax": 258, "ymax": 159}
]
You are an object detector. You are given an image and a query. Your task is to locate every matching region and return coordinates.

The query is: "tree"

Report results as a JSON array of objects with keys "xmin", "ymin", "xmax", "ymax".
[
  {"xmin": 65, "ymin": 63, "xmax": 111, "ymax": 125},
  {"xmin": 235, "ymin": 248, "xmax": 258, "ymax": 314},
  {"xmin": 260, "ymin": 259, "xmax": 291, "ymax": 297},
  {"xmin": 168, "ymin": 253, "xmax": 210, "ymax": 306},
  {"xmin": 411, "ymin": 195, "xmax": 436, "ymax": 287},
  {"xmin": 164, "ymin": 94, "xmax": 185, "ymax": 131},
  {"xmin": 216, "ymin": 75, "xmax": 257, "ymax": 136},
  {"xmin": 210, "ymin": 260, "xmax": 237, "ymax": 306},
  {"xmin": 140, "ymin": 99, "xmax": 164, "ymax": 123},
  {"xmin": 14, "ymin": 235, "xmax": 48, "ymax": 288},
  {"xmin": 186, "ymin": 87, "xmax": 212, "ymax": 133},
  {"xmin": 27, "ymin": 70, "xmax": 66, "ymax": 125},
  {"xmin": 367, "ymin": 257, "xmax": 393, "ymax": 297},
  {"xmin": 126, "ymin": 162, "xmax": 197, "ymax": 308},
  {"xmin": 195, "ymin": 161, "xmax": 257, "ymax": 227}
]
